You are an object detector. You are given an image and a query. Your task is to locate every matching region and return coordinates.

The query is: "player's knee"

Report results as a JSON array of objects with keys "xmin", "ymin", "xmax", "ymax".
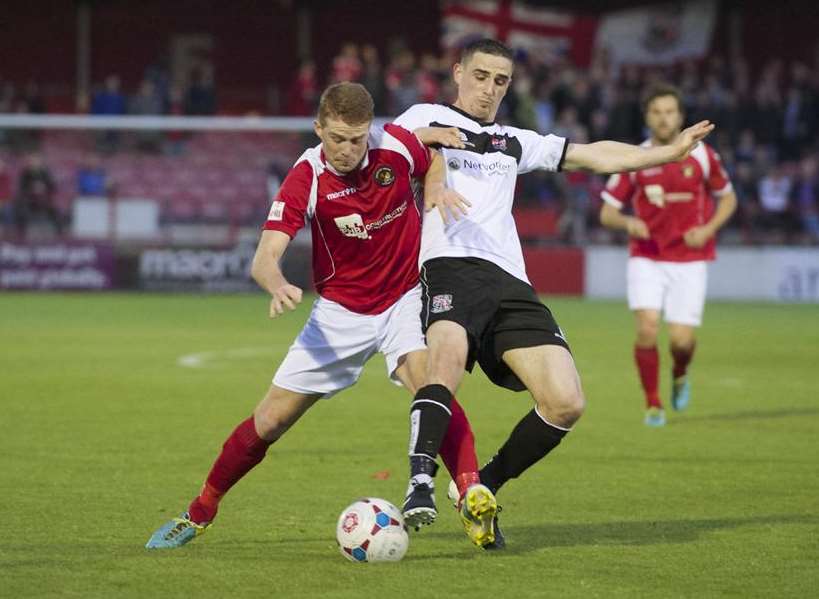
[
  {"xmin": 535, "ymin": 385, "xmax": 585, "ymax": 427},
  {"xmin": 253, "ymin": 402, "xmax": 301, "ymax": 441},
  {"xmin": 669, "ymin": 330, "xmax": 696, "ymax": 351},
  {"xmin": 558, "ymin": 387, "xmax": 586, "ymax": 425},
  {"xmin": 637, "ymin": 321, "xmax": 659, "ymax": 345}
]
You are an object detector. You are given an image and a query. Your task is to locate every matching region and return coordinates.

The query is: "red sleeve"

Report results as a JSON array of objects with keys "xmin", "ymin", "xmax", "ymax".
[
  {"xmin": 263, "ymin": 160, "xmax": 312, "ymax": 237},
  {"xmin": 705, "ymin": 145, "xmax": 732, "ymax": 195},
  {"xmin": 383, "ymin": 123, "xmax": 432, "ymax": 177},
  {"xmin": 601, "ymin": 172, "xmax": 635, "ymax": 209}
]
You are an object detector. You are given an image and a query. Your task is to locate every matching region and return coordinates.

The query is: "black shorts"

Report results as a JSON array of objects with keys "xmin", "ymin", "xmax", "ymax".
[{"xmin": 419, "ymin": 256, "xmax": 570, "ymax": 391}]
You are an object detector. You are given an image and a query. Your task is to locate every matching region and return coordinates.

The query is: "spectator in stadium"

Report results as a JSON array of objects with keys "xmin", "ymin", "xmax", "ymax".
[
  {"xmin": 360, "ymin": 44, "xmax": 386, "ymax": 113},
  {"xmin": 792, "ymin": 156, "xmax": 819, "ymax": 242},
  {"xmin": 330, "ymin": 42, "xmax": 362, "ymax": 83},
  {"xmin": 21, "ymin": 81, "xmax": 46, "ymax": 114},
  {"xmin": 757, "ymin": 164, "xmax": 796, "ymax": 239},
  {"xmin": 130, "ymin": 79, "xmax": 164, "ymax": 153},
  {"xmin": 91, "ymin": 75, "xmax": 126, "ymax": 153},
  {"xmin": 164, "ymin": 85, "xmax": 188, "ymax": 155},
  {"xmin": 0, "ymin": 80, "xmax": 14, "ymax": 113},
  {"xmin": 0, "ymin": 157, "xmax": 12, "ymax": 231},
  {"xmin": 385, "ymin": 49, "xmax": 419, "ymax": 114},
  {"xmin": 91, "ymin": 75, "xmax": 126, "ymax": 116},
  {"xmin": 13, "ymin": 153, "xmax": 62, "ymax": 237},
  {"xmin": 185, "ymin": 68, "xmax": 216, "ymax": 115},
  {"xmin": 285, "ymin": 60, "xmax": 318, "ymax": 116},
  {"xmin": 77, "ymin": 154, "xmax": 109, "ymax": 196}
]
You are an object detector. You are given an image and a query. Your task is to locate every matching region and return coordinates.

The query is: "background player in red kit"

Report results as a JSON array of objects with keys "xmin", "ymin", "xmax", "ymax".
[
  {"xmin": 599, "ymin": 84, "xmax": 737, "ymax": 426},
  {"xmin": 146, "ymin": 82, "xmax": 483, "ymax": 548}
]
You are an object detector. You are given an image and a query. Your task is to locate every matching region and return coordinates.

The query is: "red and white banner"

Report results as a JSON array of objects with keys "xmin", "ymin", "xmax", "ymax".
[
  {"xmin": 441, "ymin": 0, "xmax": 599, "ymax": 67},
  {"xmin": 595, "ymin": 0, "xmax": 718, "ymax": 66}
]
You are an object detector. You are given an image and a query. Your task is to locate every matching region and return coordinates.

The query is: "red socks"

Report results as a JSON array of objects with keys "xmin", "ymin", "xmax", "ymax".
[
  {"xmin": 437, "ymin": 397, "xmax": 480, "ymax": 497},
  {"xmin": 671, "ymin": 344, "xmax": 695, "ymax": 379},
  {"xmin": 187, "ymin": 398, "xmax": 482, "ymax": 524},
  {"xmin": 188, "ymin": 416, "xmax": 270, "ymax": 524},
  {"xmin": 634, "ymin": 345, "xmax": 661, "ymax": 409}
]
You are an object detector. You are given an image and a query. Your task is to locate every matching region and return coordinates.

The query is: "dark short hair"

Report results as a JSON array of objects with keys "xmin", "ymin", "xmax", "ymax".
[
  {"xmin": 642, "ymin": 83, "xmax": 684, "ymax": 114},
  {"xmin": 460, "ymin": 38, "xmax": 514, "ymax": 66},
  {"xmin": 317, "ymin": 82, "xmax": 374, "ymax": 126}
]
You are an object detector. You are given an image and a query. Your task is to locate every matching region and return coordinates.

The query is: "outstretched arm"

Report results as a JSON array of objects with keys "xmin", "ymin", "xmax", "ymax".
[
  {"xmin": 563, "ymin": 120, "xmax": 715, "ymax": 174},
  {"xmin": 251, "ymin": 230, "xmax": 303, "ymax": 318}
]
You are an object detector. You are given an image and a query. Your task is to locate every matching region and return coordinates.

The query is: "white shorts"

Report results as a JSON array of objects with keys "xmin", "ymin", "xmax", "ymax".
[
  {"xmin": 627, "ymin": 257, "xmax": 708, "ymax": 326},
  {"xmin": 273, "ymin": 285, "xmax": 426, "ymax": 398}
]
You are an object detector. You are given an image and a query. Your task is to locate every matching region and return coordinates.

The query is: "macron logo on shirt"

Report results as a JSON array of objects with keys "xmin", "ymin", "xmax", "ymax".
[{"xmin": 326, "ymin": 187, "xmax": 357, "ymax": 200}]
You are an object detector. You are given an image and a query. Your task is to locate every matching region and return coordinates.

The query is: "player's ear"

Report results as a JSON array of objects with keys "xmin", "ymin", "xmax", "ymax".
[
  {"xmin": 313, "ymin": 119, "xmax": 323, "ymax": 140},
  {"xmin": 453, "ymin": 62, "xmax": 463, "ymax": 85}
]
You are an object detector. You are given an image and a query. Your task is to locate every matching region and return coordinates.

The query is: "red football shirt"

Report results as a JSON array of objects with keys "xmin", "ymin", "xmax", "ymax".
[
  {"xmin": 601, "ymin": 142, "xmax": 732, "ymax": 262},
  {"xmin": 263, "ymin": 124, "xmax": 431, "ymax": 314}
]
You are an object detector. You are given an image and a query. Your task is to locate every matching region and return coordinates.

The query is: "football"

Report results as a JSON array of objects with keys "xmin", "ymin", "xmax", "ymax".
[{"xmin": 336, "ymin": 498, "xmax": 409, "ymax": 563}]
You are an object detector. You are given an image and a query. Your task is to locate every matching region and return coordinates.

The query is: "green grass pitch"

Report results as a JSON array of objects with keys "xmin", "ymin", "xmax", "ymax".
[{"xmin": 1, "ymin": 293, "xmax": 817, "ymax": 598}]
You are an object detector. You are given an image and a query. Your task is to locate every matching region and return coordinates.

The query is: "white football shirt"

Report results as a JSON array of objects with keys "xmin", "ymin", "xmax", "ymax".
[{"xmin": 394, "ymin": 103, "xmax": 568, "ymax": 284}]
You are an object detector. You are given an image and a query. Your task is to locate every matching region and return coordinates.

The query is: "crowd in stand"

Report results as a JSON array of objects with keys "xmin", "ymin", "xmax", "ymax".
[{"xmin": 2, "ymin": 40, "xmax": 818, "ymax": 245}]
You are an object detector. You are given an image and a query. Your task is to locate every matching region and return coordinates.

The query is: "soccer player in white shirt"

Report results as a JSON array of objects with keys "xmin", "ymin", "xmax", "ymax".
[{"xmin": 396, "ymin": 39, "xmax": 715, "ymax": 543}]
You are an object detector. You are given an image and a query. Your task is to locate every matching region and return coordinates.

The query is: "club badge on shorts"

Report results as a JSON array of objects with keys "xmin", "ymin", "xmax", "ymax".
[
  {"xmin": 374, "ymin": 166, "xmax": 395, "ymax": 187},
  {"xmin": 431, "ymin": 294, "xmax": 453, "ymax": 313}
]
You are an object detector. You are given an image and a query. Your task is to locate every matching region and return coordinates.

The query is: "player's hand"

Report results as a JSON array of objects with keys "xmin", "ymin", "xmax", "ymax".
[
  {"xmin": 269, "ymin": 283, "xmax": 303, "ymax": 318},
  {"xmin": 425, "ymin": 182, "xmax": 471, "ymax": 224},
  {"xmin": 672, "ymin": 120, "xmax": 715, "ymax": 160},
  {"xmin": 683, "ymin": 225, "xmax": 711, "ymax": 248},
  {"xmin": 626, "ymin": 217, "xmax": 650, "ymax": 239},
  {"xmin": 413, "ymin": 126, "xmax": 466, "ymax": 149}
]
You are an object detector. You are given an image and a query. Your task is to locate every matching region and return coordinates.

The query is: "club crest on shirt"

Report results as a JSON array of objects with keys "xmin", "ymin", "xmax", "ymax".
[
  {"xmin": 374, "ymin": 166, "xmax": 395, "ymax": 187},
  {"xmin": 431, "ymin": 294, "xmax": 453, "ymax": 313},
  {"xmin": 334, "ymin": 213, "xmax": 370, "ymax": 240},
  {"xmin": 682, "ymin": 164, "xmax": 695, "ymax": 178}
]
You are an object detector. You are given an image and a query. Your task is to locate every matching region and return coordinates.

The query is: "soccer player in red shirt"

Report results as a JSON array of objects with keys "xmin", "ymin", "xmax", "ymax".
[
  {"xmin": 146, "ymin": 82, "xmax": 483, "ymax": 549},
  {"xmin": 599, "ymin": 84, "xmax": 737, "ymax": 426}
]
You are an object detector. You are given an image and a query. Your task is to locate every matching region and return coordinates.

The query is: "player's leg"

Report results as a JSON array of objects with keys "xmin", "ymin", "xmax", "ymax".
[
  {"xmin": 186, "ymin": 386, "xmax": 321, "ymax": 525},
  {"xmin": 665, "ymin": 261, "xmax": 707, "ymax": 411},
  {"xmin": 479, "ymin": 344, "xmax": 584, "ymax": 497},
  {"xmin": 628, "ymin": 257, "xmax": 667, "ymax": 425},
  {"xmin": 635, "ymin": 309, "xmax": 663, "ymax": 423},
  {"xmin": 401, "ymin": 321, "xmax": 469, "ymax": 527},
  {"xmin": 401, "ymin": 258, "xmax": 495, "ymax": 528},
  {"xmin": 147, "ymin": 297, "xmax": 374, "ymax": 549},
  {"xmin": 395, "ymin": 349, "xmax": 492, "ymax": 546},
  {"xmin": 145, "ymin": 386, "xmax": 319, "ymax": 549},
  {"xmin": 393, "ymin": 349, "xmax": 480, "ymax": 494},
  {"xmin": 381, "ymin": 284, "xmax": 479, "ymax": 498}
]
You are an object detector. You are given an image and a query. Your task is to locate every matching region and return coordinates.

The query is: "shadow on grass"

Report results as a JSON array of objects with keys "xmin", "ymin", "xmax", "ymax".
[
  {"xmin": 495, "ymin": 513, "xmax": 819, "ymax": 554},
  {"xmin": 6, "ymin": 514, "xmax": 813, "ymax": 566},
  {"xmin": 669, "ymin": 407, "xmax": 819, "ymax": 425},
  {"xmin": 404, "ymin": 512, "xmax": 819, "ymax": 557}
]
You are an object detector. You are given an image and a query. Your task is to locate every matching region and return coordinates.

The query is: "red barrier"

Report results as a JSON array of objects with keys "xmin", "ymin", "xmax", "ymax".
[{"xmin": 522, "ymin": 247, "xmax": 584, "ymax": 296}]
